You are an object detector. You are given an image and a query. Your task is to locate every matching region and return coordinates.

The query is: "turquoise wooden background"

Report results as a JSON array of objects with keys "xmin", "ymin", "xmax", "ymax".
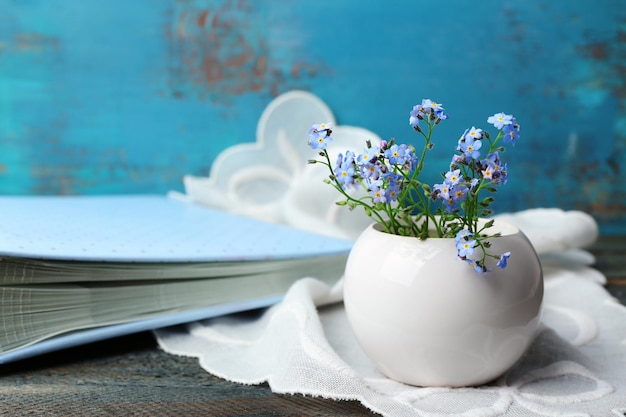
[{"xmin": 1, "ymin": 0, "xmax": 624, "ymax": 234}]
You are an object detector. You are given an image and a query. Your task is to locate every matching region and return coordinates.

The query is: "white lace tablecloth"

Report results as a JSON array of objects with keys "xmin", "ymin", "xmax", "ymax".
[{"xmin": 157, "ymin": 91, "xmax": 626, "ymax": 416}]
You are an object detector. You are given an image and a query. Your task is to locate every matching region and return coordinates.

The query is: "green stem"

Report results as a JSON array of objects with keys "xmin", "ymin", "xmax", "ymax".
[{"xmin": 320, "ymin": 150, "xmax": 389, "ymax": 228}]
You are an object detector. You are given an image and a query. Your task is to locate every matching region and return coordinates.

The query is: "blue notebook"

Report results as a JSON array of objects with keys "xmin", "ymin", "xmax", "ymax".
[
  {"xmin": 0, "ymin": 195, "xmax": 353, "ymax": 364},
  {"xmin": 0, "ymin": 195, "xmax": 351, "ymax": 262}
]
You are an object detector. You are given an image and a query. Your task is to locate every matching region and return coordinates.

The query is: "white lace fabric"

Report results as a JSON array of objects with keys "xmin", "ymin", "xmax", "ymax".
[{"xmin": 158, "ymin": 91, "xmax": 626, "ymax": 416}]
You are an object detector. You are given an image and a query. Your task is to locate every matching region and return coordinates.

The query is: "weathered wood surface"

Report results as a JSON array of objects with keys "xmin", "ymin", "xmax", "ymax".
[
  {"xmin": 0, "ymin": 237, "xmax": 623, "ymax": 417},
  {"xmin": 0, "ymin": 332, "xmax": 379, "ymax": 417}
]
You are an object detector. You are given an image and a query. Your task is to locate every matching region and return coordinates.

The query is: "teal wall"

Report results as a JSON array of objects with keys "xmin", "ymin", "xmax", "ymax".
[{"xmin": 1, "ymin": 0, "xmax": 625, "ymax": 234}]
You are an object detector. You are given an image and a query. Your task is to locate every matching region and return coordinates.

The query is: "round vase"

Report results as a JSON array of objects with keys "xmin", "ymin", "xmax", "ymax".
[{"xmin": 343, "ymin": 219, "xmax": 543, "ymax": 387}]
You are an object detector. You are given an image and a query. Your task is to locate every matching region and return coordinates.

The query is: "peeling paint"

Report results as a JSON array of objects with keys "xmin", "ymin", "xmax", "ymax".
[
  {"xmin": 570, "ymin": 16, "xmax": 626, "ymax": 228},
  {"xmin": 13, "ymin": 32, "xmax": 59, "ymax": 52},
  {"xmin": 166, "ymin": 0, "xmax": 322, "ymax": 103}
]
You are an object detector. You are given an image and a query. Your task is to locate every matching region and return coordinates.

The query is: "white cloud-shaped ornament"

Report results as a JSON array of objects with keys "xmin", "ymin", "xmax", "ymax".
[{"xmin": 172, "ymin": 91, "xmax": 382, "ymax": 240}]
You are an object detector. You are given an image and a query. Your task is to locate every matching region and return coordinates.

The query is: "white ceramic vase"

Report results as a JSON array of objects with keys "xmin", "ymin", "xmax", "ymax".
[{"xmin": 343, "ymin": 219, "xmax": 543, "ymax": 387}]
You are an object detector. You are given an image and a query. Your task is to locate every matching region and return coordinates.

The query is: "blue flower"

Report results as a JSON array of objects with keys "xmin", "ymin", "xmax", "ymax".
[
  {"xmin": 487, "ymin": 112, "xmax": 513, "ymax": 130},
  {"xmin": 361, "ymin": 162, "xmax": 381, "ymax": 180},
  {"xmin": 409, "ymin": 105, "xmax": 423, "ymax": 127},
  {"xmin": 456, "ymin": 238, "xmax": 477, "ymax": 257},
  {"xmin": 385, "ymin": 144, "xmax": 409, "ymax": 165},
  {"xmin": 464, "ymin": 258, "xmax": 486, "ymax": 274},
  {"xmin": 496, "ymin": 251, "xmax": 511, "ymax": 269},
  {"xmin": 482, "ymin": 164, "xmax": 507, "ymax": 185},
  {"xmin": 443, "ymin": 197, "xmax": 458, "ymax": 213},
  {"xmin": 482, "ymin": 165, "xmax": 496, "ymax": 181},
  {"xmin": 445, "ymin": 169, "xmax": 462, "ymax": 186},
  {"xmin": 457, "ymin": 128, "xmax": 469, "ymax": 146},
  {"xmin": 502, "ymin": 120, "xmax": 520, "ymax": 146},
  {"xmin": 309, "ymin": 130, "xmax": 332, "ymax": 150},
  {"xmin": 480, "ymin": 152, "xmax": 508, "ymax": 185},
  {"xmin": 497, "ymin": 163, "xmax": 509, "ymax": 185},
  {"xmin": 435, "ymin": 183, "xmax": 468, "ymax": 212},
  {"xmin": 370, "ymin": 186, "xmax": 387, "ymax": 203},
  {"xmin": 458, "ymin": 137, "xmax": 482, "ymax": 160},
  {"xmin": 404, "ymin": 147, "xmax": 418, "ymax": 170},
  {"xmin": 465, "ymin": 126, "xmax": 483, "ymax": 140},
  {"xmin": 435, "ymin": 109, "xmax": 448, "ymax": 121},
  {"xmin": 483, "ymin": 151, "xmax": 501, "ymax": 166},
  {"xmin": 357, "ymin": 147, "xmax": 379, "ymax": 165},
  {"xmin": 333, "ymin": 155, "xmax": 356, "ymax": 187},
  {"xmin": 451, "ymin": 184, "xmax": 469, "ymax": 203},
  {"xmin": 382, "ymin": 170, "xmax": 401, "ymax": 184},
  {"xmin": 433, "ymin": 182, "xmax": 451, "ymax": 200},
  {"xmin": 455, "ymin": 229, "xmax": 473, "ymax": 243},
  {"xmin": 421, "ymin": 99, "xmax": 444, "ymax": 112},
  {"xmin": 311, "ymin": 122, "xmax": 334, "ymax": 131},
  {"xmin": 412, "ymin": 100, "xmax": 448, "ymax": 123},
  {"xmin": 386, "ymin": 182, "xmax": 401, "ymax": 202}
]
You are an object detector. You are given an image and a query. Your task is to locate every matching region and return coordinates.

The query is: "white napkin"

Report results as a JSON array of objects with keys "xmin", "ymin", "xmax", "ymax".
[{"xmin": 159, "ymin": 91, "xmax": 625, "ymax": 415}]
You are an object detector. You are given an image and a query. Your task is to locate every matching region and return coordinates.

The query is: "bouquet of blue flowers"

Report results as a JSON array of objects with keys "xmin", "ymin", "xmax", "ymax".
[{"xmin": 307, "ymin": 99, "xmax": 521, "ymax": 273}]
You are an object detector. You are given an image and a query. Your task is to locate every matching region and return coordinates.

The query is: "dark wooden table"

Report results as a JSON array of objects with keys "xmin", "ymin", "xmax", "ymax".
[{"xmin": 0, "ymin": 237, "xmax": 624, "ymax": 417}]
